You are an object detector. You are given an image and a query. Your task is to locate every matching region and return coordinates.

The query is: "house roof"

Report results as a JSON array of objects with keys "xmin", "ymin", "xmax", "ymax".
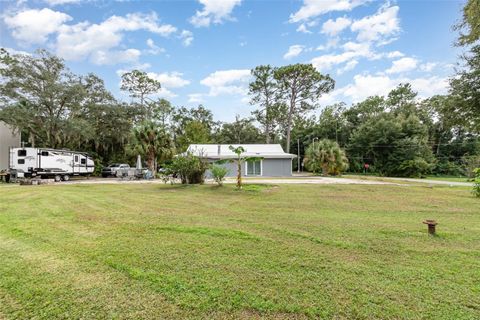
[{"xmin": 186, "ymin": 144, "xmax": 297, "ymax": 159}]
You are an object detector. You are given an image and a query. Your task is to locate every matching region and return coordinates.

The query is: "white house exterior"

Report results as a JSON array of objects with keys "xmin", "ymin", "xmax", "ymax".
[
  {"xmin": 0, "ymin": 121, "xmax": 21, "ymax": 171},
  {"xmin": 187, "ymin": 144, "xmax": 296, "ymax": 177}
]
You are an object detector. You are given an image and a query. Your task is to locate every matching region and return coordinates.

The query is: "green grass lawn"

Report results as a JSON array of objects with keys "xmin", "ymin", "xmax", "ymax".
[
  {"xmin": 0, "ymin": 183, "xmax": 479, "ymax": 319},
  {"xmin": 424, "ymin": 176, "xmax": 472, "ymax": 183},
  {"xmin": 343, "ymin": 173, "xmax": 472, "ymax": 184}
]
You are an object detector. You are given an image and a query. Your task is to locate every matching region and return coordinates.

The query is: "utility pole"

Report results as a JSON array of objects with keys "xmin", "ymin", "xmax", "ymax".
[{"xmin": 297, "ymin": 138, "xmax": 300, "ymax": 173}]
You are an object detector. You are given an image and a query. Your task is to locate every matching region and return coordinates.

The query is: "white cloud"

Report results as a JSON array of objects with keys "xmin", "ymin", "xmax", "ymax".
[
  {"xmin": 146, "ymin": 71, "xmax": 190, "ymax": 88},
  {"xmin": 337, "ymin": 74, "xmax": 448, "ymax": 102},
  {"xmin": 311, "ymin": 41, "xmax": 374, "ymax": 71},
  {"xmin": 188, "ymin": 93, "xmax": 204, "ymax": 103},
  {"xmin": 316, "ymin": 37, "xmax": 340, "ymax": 51},
  {"xmin": 296, "ymin": 23, "xmax": 312, "ymax": 34},
  {"xmin": 179, "ymin": 30, "xmax": 194, "ymax": 46},
  {"xmin": 3, "ymin": 8, "xmax": 187, "ymax": 65},
  {"xmin": 386, "ymin": 57, "xmax": 418, "ymax": 74},
  {"xmin": 296, "ymin": 20, "xmax": 319, "ymax": 33},
  {"xmin": 3, "ymin": 8, "xmax": 72, "ymax": 44},
  {"xmin": 146, "ymin": 38, "xmax": 165, "ymax": 55},
  {"xmin": 284, "ymin": 45, "xmax": 304, "ymax": 59},
  {"xmin": 190, "ymin": 0, "xmax": 242, "ymax": 27},
  {"xmin": 350, "ymin": 4, "xmax": 400, "ymax": 43},
  {"xmin": 311, "ymin": 4, "xmax": 402, "ymax": 74},
  {"xmin": 386, "ymin": 51, "xmax": 404, "ymax": 58},
  {"xmin": 290, "ymin": 0, "xmax": 369, "ymax": 23},
  {"xmin": 200, "ymin": 69, "xmax": 251, "ymax": 96},
  {"xmin": 91, "ymin": 49, "xmax": 141, "ymax": 65},
  {"xmin": 55, "ymin": 12, "xmax": 176, "ymax": 63},
  {"xmin": 337, "ymin": 59, "xmax": 358, "ymax": 74},
  {"xmin": 321, "ymin": 17, "xmax": 351, "ymax": 36},
  {"xmin": 44, "ymin": 0, "xmax": 81, "ymax": 5},
  {"xmin": 420, "ymin": 62, "xmax": 437, "ymax": 72}
]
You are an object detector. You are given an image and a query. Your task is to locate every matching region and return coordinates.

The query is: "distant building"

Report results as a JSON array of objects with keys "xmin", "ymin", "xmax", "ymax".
[
  {"xmin": 186, "ymin": 144, "xmax": 296, "ymax": 177},
  {"xmin": 0, "ymin": 121, "xmax": 21, "ymax": 171}
]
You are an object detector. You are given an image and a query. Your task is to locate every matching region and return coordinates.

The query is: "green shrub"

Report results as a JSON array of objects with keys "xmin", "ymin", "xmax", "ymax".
[
  {"xmin": 473, "ymin": 168, "xmax": 480, "ymax": 198},
  {"xmin": 398, "ymin": 158, "xmax": 432, "ymax": 178},
  {"xmin": 304, "ymin": 139, "xmax": 349, "ymax": 176},
  {"xmin": 433, "ymin": 160, "xmax": 464, "ymax": 176},
  {"xmin": 211, "ymin": 165, "xmax": 228, "ymax": 186},
  {"xmin": 463, "ymin": 155, "xmax": 480, "ymax": 179},
  {"xmin": 167, "ymin": 152, "xmax": 209, "ymax": 184}
]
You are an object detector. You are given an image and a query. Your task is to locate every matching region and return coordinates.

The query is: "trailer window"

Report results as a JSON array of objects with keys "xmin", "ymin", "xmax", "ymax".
[
  {"xmin": 75, "ymin": 155, "xmax": 78, "ymax": 162},
  {"xmin": 17, "ymin": 150, "xmax": 27, "ymax": 157},
  {"xmin": 18, "ymin": 159, "xmax": 25, "ymax": 164},
  {"xmin": 41, "ymin": 151, "xmax": 49, "ymax": 156},
  {"xmin": 81, "ymin": 158, "xmax": 86, "ymax": 165}
]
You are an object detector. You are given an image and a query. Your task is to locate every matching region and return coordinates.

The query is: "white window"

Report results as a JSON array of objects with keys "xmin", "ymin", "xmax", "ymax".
[{"xmin": 246, "ymin": 160, "xmax": 262, "ymax": 176}]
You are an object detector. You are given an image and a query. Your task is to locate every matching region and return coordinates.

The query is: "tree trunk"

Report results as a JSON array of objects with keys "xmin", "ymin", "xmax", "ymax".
[
  {"xmin": 237, "ymin": 159, "xmax": 242, "ymax": 189},
  {"xmin": 147, "ymin": 151, "xmax": 155, "ymax": 172},
  {"xmin": 285, "ymin": 91, "xmax": 295, "ymax": 153},
  {"xmin": 265, "ymin": 105, "xmax": 271, "ymax": 144},
  {"xmin": 285, "ymin": 107, "xmax": 293, "ymax": 153},
  {"xmin": 29, "ymin": 132, "xmax": 35, "ymax": 148},
  {"xmin": 322, "ymin": 163, "xmax": 329, "ymax": 176}
]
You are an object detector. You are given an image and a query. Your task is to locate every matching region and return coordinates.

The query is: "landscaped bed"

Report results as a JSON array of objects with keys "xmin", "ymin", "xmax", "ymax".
[{"xmin": 0, "ymin": 183, "xmax": 479, "ymax": 319}]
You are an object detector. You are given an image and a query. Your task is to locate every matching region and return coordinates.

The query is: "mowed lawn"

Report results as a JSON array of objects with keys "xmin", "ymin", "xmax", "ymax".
[{"xmin": 0, "ymin": 183, "xmax": 479, "ymax": 319}]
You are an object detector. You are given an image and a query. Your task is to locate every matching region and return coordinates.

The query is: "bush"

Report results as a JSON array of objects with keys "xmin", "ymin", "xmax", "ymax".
[
  {"xmin": 463, "ymin": 155, "xmax": 480, "ymax": 179},
  {"xmin": 432, "ymin": 160, "xmax": 464, "ymax": 176},
  {"xmin": 168, "ymin": 152, "xmax": 209, "ymax": 184},
  {"xmin": 211, "ymin": 165, "xmax": 228, "ymax": 186},
  {"xmin": 473, "ymin": 168, "xmax": 480, "ymax": 198},
  {"xmin": 304, "ymin": 139, "xmax": 349, "ymax": 175},
  {"xmin": 398, "ymin": 158, "xmax": 432, "ymax": 178}
]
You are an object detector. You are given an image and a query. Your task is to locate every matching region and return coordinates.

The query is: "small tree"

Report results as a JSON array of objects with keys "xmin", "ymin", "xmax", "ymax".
[
  {"xmin": 304, "ymin": 139, "xmax": 348, "ymax": 175},
  {"xmin": 211, "ymin": 164, "xmax": 228, "ymax": 186},
  {"xmin": 168, "ymin": 152, "xmax": 209, "ymax": 184},
  {"xmin": 217, "ymin": 146, "xmax": 263, "ymax": 189}
]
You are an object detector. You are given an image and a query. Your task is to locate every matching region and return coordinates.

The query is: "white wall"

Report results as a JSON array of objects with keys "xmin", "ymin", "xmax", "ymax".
[{"xmin": 0, "ymin": 122, "xmax": 21, "ymax": 170}]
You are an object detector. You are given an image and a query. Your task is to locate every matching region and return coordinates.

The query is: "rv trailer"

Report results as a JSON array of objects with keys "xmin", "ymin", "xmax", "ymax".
[{"xmin": 9, "ymin": 147, "xmax": 94, "ymax": 182}]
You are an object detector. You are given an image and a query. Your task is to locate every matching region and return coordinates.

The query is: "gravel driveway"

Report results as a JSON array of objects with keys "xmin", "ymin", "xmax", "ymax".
[{"xmin": 10, "ymin": 176, "xmax": 470, "ymax": 187}]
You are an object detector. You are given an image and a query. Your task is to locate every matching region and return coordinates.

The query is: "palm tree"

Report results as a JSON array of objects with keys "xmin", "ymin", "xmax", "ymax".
[
  {"xmin": 132, "ymin": 122, "xmax": 175, "ymax": 172},
  {"xmin": 304, "ymin": 139, "xmax": 348, "ymax": 175}
]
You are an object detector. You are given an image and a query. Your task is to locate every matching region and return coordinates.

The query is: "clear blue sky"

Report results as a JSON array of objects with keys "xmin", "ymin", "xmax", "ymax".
[{"xmin": 0, "ymin": 0, "xmax": 465, "ymax": 121}]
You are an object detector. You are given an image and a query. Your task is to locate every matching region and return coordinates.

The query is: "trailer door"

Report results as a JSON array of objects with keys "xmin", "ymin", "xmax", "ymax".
[{"xmin": 73, "ymin": 154, "xmax": 79, "ymax": 174}]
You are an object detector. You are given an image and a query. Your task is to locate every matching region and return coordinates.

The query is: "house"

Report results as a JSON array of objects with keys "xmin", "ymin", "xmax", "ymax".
[
  {"xmin": 0, "ymin": 121, "xmax": 21, "ymax": 171},
  {"xmin": 186, "ymin": 144, "xmax": 296, "ymax": 177}
]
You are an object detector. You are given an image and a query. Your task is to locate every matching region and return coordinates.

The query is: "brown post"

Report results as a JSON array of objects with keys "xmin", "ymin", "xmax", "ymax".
[{"xmin": 423, "ymin": 220, "xmax": 438, "ymax": 235}]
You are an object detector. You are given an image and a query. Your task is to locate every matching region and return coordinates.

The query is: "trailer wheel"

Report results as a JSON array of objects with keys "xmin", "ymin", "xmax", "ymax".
[
  {"xmin": 62, "ymin": 175, "xmax": 70, "ymax": 182},
  {"xmin": 54, "ymin": 175, "xmax": 62, "ymax": 182}
]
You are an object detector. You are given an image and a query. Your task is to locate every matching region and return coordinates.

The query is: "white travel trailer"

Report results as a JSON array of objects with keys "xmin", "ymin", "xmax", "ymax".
[{"xmin": 9, "ymin": 147, "xmax": 94, "ymax": 181}]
